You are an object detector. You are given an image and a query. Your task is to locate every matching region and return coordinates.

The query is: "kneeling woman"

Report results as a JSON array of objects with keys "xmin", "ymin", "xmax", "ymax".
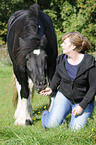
[{"xmin": 40, "ymin": 32, "xmax": 96, "ymax": 130}]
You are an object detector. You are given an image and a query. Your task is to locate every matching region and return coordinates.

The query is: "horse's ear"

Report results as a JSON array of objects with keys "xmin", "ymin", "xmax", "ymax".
[
  {"xmin": 29, "ymin": 4, "xmax": 40, "ymax": 18},
  {"xmin": 39, "ymin": 35, "xmax": 47, "ymax": 49}
]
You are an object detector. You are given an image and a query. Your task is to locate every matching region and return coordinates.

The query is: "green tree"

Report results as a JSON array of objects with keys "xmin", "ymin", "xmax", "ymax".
[
  {"xmin": 60, "ymin": 0, "xmax": 96, "ymax": 49},
  {"xmin": 0, "ymin": 0, "xmax": 95, "ymax": 51}
]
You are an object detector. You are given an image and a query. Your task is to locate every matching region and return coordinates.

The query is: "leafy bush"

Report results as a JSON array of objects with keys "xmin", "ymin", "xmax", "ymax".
[
  {"xmin": 60, "ymin": 0, "xmax": 96, "ymax": 50},
  {"xmin": 0, "ymin": 0, "xmax": 95, "ymax": 51}
]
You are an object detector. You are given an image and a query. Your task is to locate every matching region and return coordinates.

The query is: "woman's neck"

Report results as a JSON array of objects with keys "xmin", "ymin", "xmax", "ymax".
[{"xmin": 67, "ymin": 52, "xmax": 84, "ymax": 65}]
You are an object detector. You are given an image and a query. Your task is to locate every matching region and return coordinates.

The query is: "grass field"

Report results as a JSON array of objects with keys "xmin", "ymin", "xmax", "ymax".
[{"xmin": 0, "ymin": 61, "xmax": 96, "ymax": 145}]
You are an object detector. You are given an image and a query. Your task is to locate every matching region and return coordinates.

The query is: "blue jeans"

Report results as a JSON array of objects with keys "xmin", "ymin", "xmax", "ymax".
[{"xmin": 41, "ymin": 91, "xmax": 94, "ymax": 130}]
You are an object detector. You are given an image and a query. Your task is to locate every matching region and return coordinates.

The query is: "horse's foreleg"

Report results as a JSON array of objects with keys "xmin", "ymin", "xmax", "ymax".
[
  {"xmin": 14, "ymin": 78, "xmax": 21, "ymax": 119},
  {"xmin": 14, "ymin": 74, "xmax": 32, "ymax": 125},
  {"xmin": 14, "ymin": 97, "xmax": 32, "ymax": 126},
  {"xmin": 27, "ymin": 78, "xmax": 35, "ymax": 116},
  {"xmin": 47, "ymin": 62, "xmax": 56, "ymax": 112}
]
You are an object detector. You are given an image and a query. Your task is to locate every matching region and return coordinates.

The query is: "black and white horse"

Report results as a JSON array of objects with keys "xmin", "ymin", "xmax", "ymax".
[{"xmin": 7, "ymin": 4, "xmax": 58, "ymax": 125}]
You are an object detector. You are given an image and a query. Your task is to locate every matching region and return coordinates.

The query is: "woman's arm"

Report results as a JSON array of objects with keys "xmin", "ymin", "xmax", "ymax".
[
  {"xmin": 79, "ymin": 66, "xmax": 96, "ymax": 109},
  {"xmin": 40, "ymin": 70, "xmax": 61, "ymax": 96},
  {"xmin": 40, "ymin": 55, "xmax": 64, "ymax": 96},
  {"xmin": 40, "ymin": 64, "xmax": 61, "ymax": 97},
  {"xmin": 72, "ymin": 66, "xmax": 96, "ymax": 116}
]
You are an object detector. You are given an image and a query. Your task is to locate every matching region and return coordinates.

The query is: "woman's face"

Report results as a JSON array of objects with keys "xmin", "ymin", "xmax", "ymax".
[{"xmin": 61, "ymin": 37, "xmax": 75, "ymax": 55}]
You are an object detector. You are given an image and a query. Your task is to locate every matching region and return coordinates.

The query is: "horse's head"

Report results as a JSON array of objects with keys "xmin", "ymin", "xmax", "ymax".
[{"xmin": 26, "ymin": 35, "xmax": 48, "ymax": 93}]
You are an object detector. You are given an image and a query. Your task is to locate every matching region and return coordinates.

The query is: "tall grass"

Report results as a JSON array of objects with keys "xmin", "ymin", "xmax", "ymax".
[{"xmin": 0, "ymin": 61, "xmax": 96, "ymax": 145}]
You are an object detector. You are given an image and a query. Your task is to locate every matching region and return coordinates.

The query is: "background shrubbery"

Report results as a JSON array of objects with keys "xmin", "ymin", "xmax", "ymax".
[{"xmin": 0, "ymin": 0, "xmax": 96, "ymax": 51}]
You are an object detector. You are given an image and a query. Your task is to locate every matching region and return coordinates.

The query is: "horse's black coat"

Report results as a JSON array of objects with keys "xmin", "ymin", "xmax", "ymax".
[{"xmin": 7, "ymin": 4, "xmax": 58, "ymax": 99}]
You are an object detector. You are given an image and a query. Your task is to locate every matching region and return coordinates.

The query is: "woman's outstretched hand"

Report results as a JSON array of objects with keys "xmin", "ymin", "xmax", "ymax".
[{"xmin": 40, "ymin": 87, "xmax": 52, "ymax": 96}]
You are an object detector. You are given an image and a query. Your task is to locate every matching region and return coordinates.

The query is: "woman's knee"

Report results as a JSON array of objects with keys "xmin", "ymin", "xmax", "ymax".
[
  {"xmin": 70, "ymin": 116, "xmax": 88, "ymax": 130},
  {"xmin": 41, "ymin": 110, "xmax": 61, "ymax": 128},
  {"xmin": 70, "ymin": 102, "xmax": 94, "ymax": 130},
  {"xmin": 41, "ymin": 91, "xmax": 72, "ymax": 128}
]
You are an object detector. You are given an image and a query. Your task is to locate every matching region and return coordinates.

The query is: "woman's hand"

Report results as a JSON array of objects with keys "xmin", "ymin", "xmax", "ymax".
[
  {"xmin": 40, "ymin": 87, "xmax": 52, "ymax": 96},
  {"xmin": 72, "ymin": 105, "xmax": 83, "ymax": 116}
]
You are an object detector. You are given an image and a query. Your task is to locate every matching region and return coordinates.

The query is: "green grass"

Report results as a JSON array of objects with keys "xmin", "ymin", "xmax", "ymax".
[{"xmin": 0, "ymin": 61, "xmax": 96, "ymax": 145}]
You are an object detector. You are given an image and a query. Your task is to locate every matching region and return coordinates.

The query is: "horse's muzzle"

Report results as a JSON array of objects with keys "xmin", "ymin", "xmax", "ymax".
[
  {"xmin": 36, "ymin": 84, "xmax": 47, "ymax": 93},
  {"xmin": 35, "ymin": 80, "xmax": 47, "ymax": 93}
]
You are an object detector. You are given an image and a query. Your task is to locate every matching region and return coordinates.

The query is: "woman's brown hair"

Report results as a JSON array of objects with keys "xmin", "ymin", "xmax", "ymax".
[{"xmin": 62, "ymin": 32, "xmax": 92, "ymax": 52}]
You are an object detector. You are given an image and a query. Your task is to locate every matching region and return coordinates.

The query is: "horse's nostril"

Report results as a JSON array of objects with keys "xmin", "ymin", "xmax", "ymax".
[
  {"xmin": 36, "ymin": 81, "xmax": 39, "ymax": 85},
  {"xmin": 40, "ymin": 82, "xmax": 42, "ymax": 85}
]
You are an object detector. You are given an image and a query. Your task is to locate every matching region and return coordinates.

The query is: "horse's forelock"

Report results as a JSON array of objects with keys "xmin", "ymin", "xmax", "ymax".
[{"xmin": 24, "ymin": 4, "xmax": 40, "ymax": 46}]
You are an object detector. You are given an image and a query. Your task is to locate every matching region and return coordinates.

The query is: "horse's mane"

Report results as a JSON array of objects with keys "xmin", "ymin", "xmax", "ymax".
[{"xmin": 13, "ymin": 4, "xmax": 40, "ymax": 67}]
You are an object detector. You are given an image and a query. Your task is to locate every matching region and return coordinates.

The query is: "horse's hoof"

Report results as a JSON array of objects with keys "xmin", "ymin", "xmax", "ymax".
[{"xmin": 25, "ymin": 119, "xmax": 33, "ymax": 125}]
